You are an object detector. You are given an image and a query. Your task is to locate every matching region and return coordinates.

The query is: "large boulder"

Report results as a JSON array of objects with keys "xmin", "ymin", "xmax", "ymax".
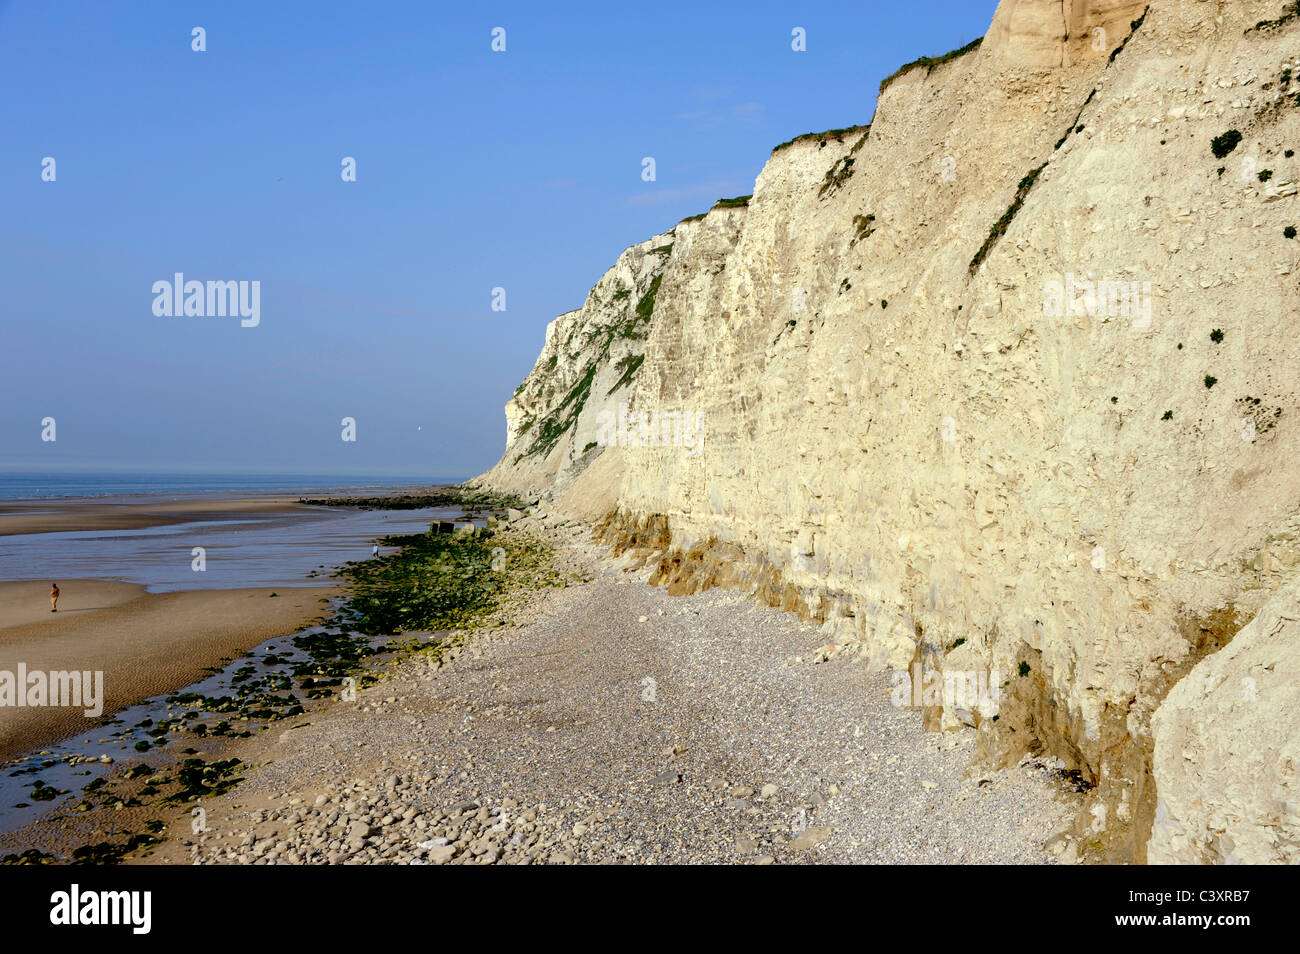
[{"xmin": 1149, "ymin": 577, "xmax": 1300, "ymax": 864}]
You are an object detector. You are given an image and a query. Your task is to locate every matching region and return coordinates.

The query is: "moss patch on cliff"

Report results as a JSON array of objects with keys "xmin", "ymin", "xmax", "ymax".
[
  {"xmin": 1211, "ymin": 129, "xmax": 1243, "ymax": 158},
  {"xmin": 879, "ymin": 37, "xmax": 982, "ymax": 95},
  {"xmin": 514, "ymin": 362, "xmax": 597, "ymax": 463},
  {"xmin": 1235, "ymin": 395, "xmax": 1283, "ymax": 438},
  {"xmin": 607, "ymin": 353, "xmax": 645, "ymax": 396},
  {"xmin": 968, "ymin": 162, "xmax": 1047, "ymax": 274},
  {"xmin": 850, "ymin": 213, "xmax": 877, "ymax": 246},
  {"xmin": 1248, "ymin": 1, "xmax": 1298, "ymax": 33},
  {"xmin": 510, "ymin": 267, "xmax": 667, "ymax": 463},
  {"xmin": 818, "ymin": 155, "xmax": 856, "ymax": 199},
  {"xmin": 632, "ymin": 273, "xmax": 663, "ymax": 330}
]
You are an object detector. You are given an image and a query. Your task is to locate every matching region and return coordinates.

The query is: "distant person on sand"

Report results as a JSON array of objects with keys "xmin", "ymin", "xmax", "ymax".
[
  {"xmin": 50, "ymin": 583, "xmax": 60, "ymax": 613},
  {"xmin": 372, "ymin": 544, "xmax": 379, "ymax": 558}
]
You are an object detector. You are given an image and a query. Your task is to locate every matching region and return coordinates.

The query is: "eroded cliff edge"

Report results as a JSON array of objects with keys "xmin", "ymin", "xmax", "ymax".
[{"xmin": 474, "ymin": 0, "xmax": 1300, "ymax": 863}]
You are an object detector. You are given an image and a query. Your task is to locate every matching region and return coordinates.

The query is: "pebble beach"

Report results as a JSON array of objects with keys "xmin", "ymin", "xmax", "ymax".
[{"xmin": 125, "ymin": 514, "xmax": 1082, "ymax": 866}]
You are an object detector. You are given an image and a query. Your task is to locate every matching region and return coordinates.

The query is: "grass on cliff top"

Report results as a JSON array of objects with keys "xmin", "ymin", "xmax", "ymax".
[
  {"xmin": 771, "ymin": 125, "xmax": 870, "ymax": 154},
  {"xmin": 713, "ymin": 194, "xmax": 752, "ymax": 209},
  {"xmin": 677, "ymin": 194, "xmax": 753, "ymax": 225},
  {"xmin": 878, "ymin": 36, "xmax": 982, "ymax": 95},
  {"xmin": 335, "ymin": 527, "xmax": 562, "ymax": 636}
]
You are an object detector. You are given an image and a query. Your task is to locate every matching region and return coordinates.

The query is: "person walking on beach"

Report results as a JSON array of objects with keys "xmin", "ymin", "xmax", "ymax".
[
  {"xmin": 50, "ymin": 583, "xmax": 60, "ymax": 613},
  {"xmin": 372, "ymin": 544, "xmax": 379, "ymax": 558}
]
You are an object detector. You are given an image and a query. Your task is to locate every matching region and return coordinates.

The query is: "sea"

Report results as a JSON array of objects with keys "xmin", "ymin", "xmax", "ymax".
[
  {"xmin": 0, "ymin": 471, "xmax": 460, "ymax": 501},
  {"xmin": 0, "ymin": 471, "xmax": 472, "ymax": 591}
]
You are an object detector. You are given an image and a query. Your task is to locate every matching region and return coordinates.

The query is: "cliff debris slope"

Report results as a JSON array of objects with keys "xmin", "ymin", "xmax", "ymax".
[{"xmin": 475, "ymin": 0, "xmax": 1300, "ymax": 864}]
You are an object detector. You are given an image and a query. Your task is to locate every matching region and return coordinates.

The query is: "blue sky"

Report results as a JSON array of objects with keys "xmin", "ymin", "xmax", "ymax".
[{"xmin": 0, "ymin": 0, "xmax": 994, "ymax": 479}]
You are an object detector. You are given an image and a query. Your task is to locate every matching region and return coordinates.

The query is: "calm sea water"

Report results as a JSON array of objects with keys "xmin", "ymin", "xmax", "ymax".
[
  {"xmin": 0, "ymin": 506, "xmax": 467, "ymax": 591},
  {"xmin": 0, "ymin": 471, "xmax": 462, "ymax": 501},
  {"xmin": 0, "ymin": 471, "xmax": 473, "ymax": 591}
]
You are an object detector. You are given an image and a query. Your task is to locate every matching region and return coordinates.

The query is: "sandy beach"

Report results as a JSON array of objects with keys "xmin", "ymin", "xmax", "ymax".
[
  {"xmin": 0, "ymin": 489, "xmax": 478, "ymax": 775},
  {"xmin": 0, "ymin": 496, "xmax": 309, "ymax": 538},
  {"xmin": 0, "ymin": 492, "xmax": 421, "ymax": 763},
  {"xmin": 0, "ymin": 578, "xmax": 146, "ymax": 629},
  {"xmin": 0, "ymin": 580, "xmax": 335, "ymax": 761}
]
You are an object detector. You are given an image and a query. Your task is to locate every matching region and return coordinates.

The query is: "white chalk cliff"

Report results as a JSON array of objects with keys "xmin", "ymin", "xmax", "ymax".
[{"xmin": 476, "ymin": 0, "xmax": 1300, "ymax": 864}]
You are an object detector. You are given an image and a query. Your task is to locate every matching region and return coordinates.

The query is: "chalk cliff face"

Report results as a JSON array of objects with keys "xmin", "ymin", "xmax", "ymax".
[
  {"xmin": 476, "ymin": 0, "xmax": 1300, "ymax": 863},
  {"xmin": 475, "ymin": 228, "xmax": 680, "ymax": 494},
  {"xmin": 988, "ymin": 0, "xmax": 1150, "ymax": 67}
]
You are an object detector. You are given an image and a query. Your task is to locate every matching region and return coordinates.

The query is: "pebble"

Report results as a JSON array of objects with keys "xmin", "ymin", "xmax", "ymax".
[{"xmin": 164, "ymin": 522, "xmax": 1076, "ymax": 867}]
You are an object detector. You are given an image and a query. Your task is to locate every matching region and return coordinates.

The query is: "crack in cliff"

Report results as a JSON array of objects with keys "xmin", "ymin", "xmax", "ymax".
[{"xmin": 968, "ymin": 5, "xmax": 1149, "ymax": 275}]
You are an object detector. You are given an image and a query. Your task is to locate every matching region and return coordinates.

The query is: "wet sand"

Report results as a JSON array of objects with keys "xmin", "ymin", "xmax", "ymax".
[
  {"xmin": 0, "ymin": 495, "xmax": 309, "ymax": 537},
  {"xmin": 0, "ymin": 493, "xmax": 447, "ymax": 761},
  {"xmin": 0, "ymin": 581, "xmax": 337, "ymax": 761},
  {"xmin": 0, "ymin": 579, "xmax": 146, "ymax": 629}
]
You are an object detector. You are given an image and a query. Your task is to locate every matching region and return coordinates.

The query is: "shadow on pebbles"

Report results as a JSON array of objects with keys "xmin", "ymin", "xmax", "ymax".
[{"xmin": 154, "ymin": 524, "xmax": 1081, "ymax": 865}]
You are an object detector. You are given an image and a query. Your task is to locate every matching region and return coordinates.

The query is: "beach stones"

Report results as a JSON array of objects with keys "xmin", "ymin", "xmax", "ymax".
[
  {"xmin": 789, "ymin": 826, "xmax": 832, "ymax": 851},
  {"xmin": 427, "ymin": 844, "xmax": 456, "ymax": 863}
]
